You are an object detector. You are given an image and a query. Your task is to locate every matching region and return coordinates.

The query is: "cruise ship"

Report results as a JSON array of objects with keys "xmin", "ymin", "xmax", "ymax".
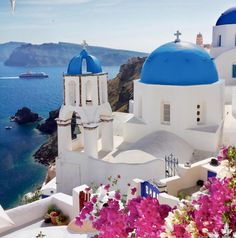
[{"xmin": 19, "ymin": 72, "xmax": 48, "ymax": 78}]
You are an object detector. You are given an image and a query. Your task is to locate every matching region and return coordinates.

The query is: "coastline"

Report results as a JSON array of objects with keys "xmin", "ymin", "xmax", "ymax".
[
  {"xmin": 33, "ymin": 132, "xmax": 57, "ymax": 166},
  {"xmin": 5, "ymin": 139, "xmax": 48, "ymax": 209},
  {"xmin": 0, "ymin": 63, "xmax": 119, "ymax": 209}
]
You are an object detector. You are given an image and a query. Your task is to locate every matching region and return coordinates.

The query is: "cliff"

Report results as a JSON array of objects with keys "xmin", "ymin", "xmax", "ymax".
[
  {"xmin": 37, "ymin": 109, "xmax": 59, "ymax": 134},
  {"xmin": 33, "ymin": 133, "xmax": 58, "ymax": 166},
  {"xmin": 34, "ymin": 109, "xmax": 59, "ymax": 166},
  {"xmin": 4, "ymin": 42, "xmax": 147, "ymax": 67},
  {"xmin": 108, "ymin": 56, "xmax": 146, "ymax": 112},
  {"xmin": 34, "ymin": 56, "xmax": 146, "ymax": 166}
]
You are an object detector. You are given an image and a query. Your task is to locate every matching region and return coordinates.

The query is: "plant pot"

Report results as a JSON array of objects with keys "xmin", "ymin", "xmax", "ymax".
[
  {"xmin": 44, "ymin": 213, "xmax": 51, "ymax": 223},
  {"xmin": 55, "ymin": 214, "xmax": 69, "ymax": 226},
  {"xmin": 50, "ymin": 211, "xmax": 60, "ymax": 225}
]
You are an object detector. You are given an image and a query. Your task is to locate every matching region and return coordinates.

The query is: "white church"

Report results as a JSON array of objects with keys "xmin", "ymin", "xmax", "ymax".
[
  {"xmin": 55, "ymin": 7, "xmax": 236, "ymax": 195},
  {"xmin": 4, "ymin": 6, "xmax": 236, "ymax": 238},
  {"xmin": 211, "ymin": 7, "xmax": 236, "ymax": 104}
]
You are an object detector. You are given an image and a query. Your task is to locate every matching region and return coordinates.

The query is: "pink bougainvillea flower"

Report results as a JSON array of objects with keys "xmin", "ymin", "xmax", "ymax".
[
  {"xmin": 104, "ymin": 184, "xmax": 110, "ymax": 191},
  {"xmin": 114, "ymin": 191, "xmax": 121, "ymax": 200},
  {"xmin": 85, "ymin": 186, "xmax": 91, "ymax": 192},
  {"xmin": 131, "ymin": 187, "xmax": 137, "ymax": 195},
  {"xmin": 76, "ymin": 146, "xmax": 236, "ymax": 237}
]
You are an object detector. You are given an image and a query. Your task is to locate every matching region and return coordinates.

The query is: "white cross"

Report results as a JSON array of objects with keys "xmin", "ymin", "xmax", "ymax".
[
  {"xmin": 81, "ymin": 40, "xmax": 88, "ymax": 50},
  {"xmin": 36, "ymin": 231, "xmax": 46, "ymax": 238},
  {"xmin": 174, "ymin": 30, "xmax": 181, "ymax": 43}
]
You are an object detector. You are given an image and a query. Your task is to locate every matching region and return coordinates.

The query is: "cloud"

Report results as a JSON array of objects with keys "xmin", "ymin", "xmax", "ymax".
[
  {"xmin": 20, "ymin": 0, "xmax": 125, "ymax": 7},
  {"xmin": 20, "ymin": 0, "xmax": 93, "ymax": 6},
  {"xmin": 94, "ymin": 0, "xmax": 125, "ymax": 8}
]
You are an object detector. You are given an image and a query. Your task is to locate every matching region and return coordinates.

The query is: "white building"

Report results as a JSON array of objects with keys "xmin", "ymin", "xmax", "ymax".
[
  {"xmin": 56, "ymin": 47, "xmax": 114, "ymax": 193},
  {"xmin": 211, "ymin": 7, "xmax": 236, "ymax": 104},
  {"xmin": 56, "ymin": 37, "xmax": 228, "ymax": 195},
  {"xmin": 125, "ymin": 41, "xmax": 224, "ymax": 152}
]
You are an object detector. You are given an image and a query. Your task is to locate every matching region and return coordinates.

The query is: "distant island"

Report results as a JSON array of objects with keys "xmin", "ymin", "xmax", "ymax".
[
  {"xmin": 0, "ymin": 41, "xmax": 148, "ymax": 67},
  {"xmin": 0, "ymin": 41, "xmax": 25, "ymax": 62}
]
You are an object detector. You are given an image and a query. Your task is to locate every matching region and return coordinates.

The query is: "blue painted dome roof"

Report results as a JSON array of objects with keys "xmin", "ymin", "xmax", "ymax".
[
  {"xmin": 140, "ymin": 41, "xmax": 218, "ymax": 86},
  {"xmin": 67, "ymin": 49, "xmax": 102, "ymax": 75},
  {"xmin": 216, "ymin": 7, "xmax": 236, "ymax": 26}
]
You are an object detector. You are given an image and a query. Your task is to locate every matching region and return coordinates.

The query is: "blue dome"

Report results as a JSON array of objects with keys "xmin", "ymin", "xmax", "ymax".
[
  {"xmin": 216, "ymin": 7, "xmax": 236, "ymax": 26},
  {"xmin": 67, "ymin": 49, "xmax": 102, "ymax": 75},
  {"xmin": 140, "ymin": 41, "xmax": 218, "ymax": 86}
]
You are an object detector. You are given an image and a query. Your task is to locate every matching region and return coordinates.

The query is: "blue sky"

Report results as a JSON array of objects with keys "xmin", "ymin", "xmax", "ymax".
[{"xmin": 0, "ymin": 0, "xmax": 236, "ymax": 52}]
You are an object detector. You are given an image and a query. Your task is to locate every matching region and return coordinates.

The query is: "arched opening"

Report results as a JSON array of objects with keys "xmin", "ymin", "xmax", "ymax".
[
  {"xmin": 71, "ymin": 112, "xmax": 79, "ymax": 140},
  {"xmin": 86, "ymin": 80, "xmax": 93, "ymax": 105},
  {"xmin": 82, "ymin": 59, "xmax": 87, "ymax": 74},
  {"xmin": 71, "ymin": 112, "xmax": 82, "ymax": 141},
  {"xmin": 68, "ymin": 81, "xmax": 76, "ymax": 106}
]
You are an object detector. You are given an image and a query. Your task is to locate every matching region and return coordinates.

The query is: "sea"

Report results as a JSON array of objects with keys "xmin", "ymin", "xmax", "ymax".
[{"xmin": 0, "ymin": 62, "xmax": 119, "ymax": 209}]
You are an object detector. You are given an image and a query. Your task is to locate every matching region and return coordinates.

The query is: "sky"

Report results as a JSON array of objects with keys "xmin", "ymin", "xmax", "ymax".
[{"xmin": 0, "ymin": 0, "xmax": 236, "ymax": 52}]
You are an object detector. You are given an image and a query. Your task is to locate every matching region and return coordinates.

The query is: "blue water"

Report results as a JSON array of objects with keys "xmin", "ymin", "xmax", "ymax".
[{"xmin": 0, "ymin": 63, "xmax": 119, "ymax": 209}]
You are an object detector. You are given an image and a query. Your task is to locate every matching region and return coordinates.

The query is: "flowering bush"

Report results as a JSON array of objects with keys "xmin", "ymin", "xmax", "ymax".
[
  {"xmin": 162, "ymin": 146, "xmax": 236, "ymax": 238},
  {"xmin": 76, "ymin": 146, "xmax": 236, "ymax": 237},
  {"xmin": 76, "ymin": 186, "xmax": 171, "ymax": 237}
]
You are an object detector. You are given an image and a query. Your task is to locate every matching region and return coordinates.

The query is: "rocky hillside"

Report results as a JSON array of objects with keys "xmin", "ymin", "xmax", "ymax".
[
  {"xmin": 36, "ymin": 109, "xmax": 59, "ymax": 134},
  {"xmin": 108, "ymin": 56, "xmax": 146, "ymax": 112},
  {"xmin": 34, "ymin": 56, "xmax": 146, "ymax": 165},
  {"xmin": 4, "ymin": 42, "xmax": 147, "ymax": 67},
  {"xmin": 34, "ymin": 133, "xmax": 58, "ymax": 166},
  {"xmin": 34, "ymin": 109, "xmax": 59, "ymax": 165}
]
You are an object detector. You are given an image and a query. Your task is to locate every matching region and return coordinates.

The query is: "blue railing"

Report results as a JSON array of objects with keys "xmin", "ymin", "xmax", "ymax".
[
  {"xmin": 208, "ymin": 170, "xmax": 217, "ymax": 179},
  {"xmin": 141, "ymin": 181, "xmax": 160, "ymax": 198}
]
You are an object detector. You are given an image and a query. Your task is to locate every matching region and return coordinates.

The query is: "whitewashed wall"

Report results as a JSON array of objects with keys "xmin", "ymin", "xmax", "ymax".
[
  {"xmin": 125, "ymin": 80, "xmax": 224, "ymax": 151},
  {"xmin": 159, "ymin": 158, "xmax": 212, "ymax": 197},
  {"xmin": 57, "ymin": 151, "xmax": 165, "ymax": 195},
  {"xmin": 214, "ymin": 49, "xmax": 236, "ymax": 104},
  {"xmin": 211, "ymin": 24, "xmax": 236, "ymax": 58}
]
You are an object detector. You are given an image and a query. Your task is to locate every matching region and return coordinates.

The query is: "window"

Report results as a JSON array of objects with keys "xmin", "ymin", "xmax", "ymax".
[
  {"xmin": 232, "ymin": 65, "xmax": 236, "ymax": 78},
  {"xmin": 196, "ymin": 104, "xmax": 201, "ymax": 124},
  {"xmin": 235, "ymin": 34, "xmax": 236, "ymax": 46},
  {"xmin": 162, "ymin": 103, "xmax": 170, "ymax": 124},
  {"xmin": 218, "ymin": 35, "xmax": 222, "ymax": 47}
]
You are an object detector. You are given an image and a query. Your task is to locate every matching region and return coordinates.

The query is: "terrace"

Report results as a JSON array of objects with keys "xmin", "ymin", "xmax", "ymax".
[
  {"xmin": 1, "ymin": 192, "xmax": 96, "ymax": 238},
  {"xmin": 129, "ymin": 157, "xmax": 221, "ymax": 205},
  {"xmin": 0, "ymin": 154, "xmax": 224, "ymax": 238}
]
